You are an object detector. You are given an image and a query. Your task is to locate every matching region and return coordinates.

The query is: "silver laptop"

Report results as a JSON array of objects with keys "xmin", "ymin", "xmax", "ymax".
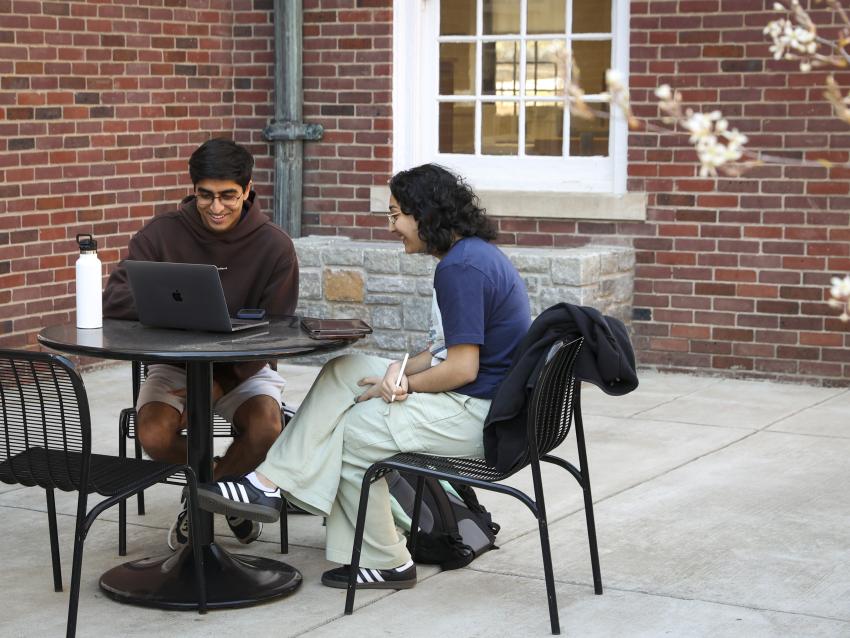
[{"xmin": 124, "ymin": 261, "xmax": 269, "ymax": 333}]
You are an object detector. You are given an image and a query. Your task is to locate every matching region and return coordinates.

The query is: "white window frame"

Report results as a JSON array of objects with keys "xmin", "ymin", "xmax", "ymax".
[{"xmin": 392, "ymin": 0, "xmax": 631, "ymax": 197}]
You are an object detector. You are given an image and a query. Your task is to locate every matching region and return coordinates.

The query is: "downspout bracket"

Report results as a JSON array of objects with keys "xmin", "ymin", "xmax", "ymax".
[{"xmin": 263, "ymin": 121, "xmax": 324, "ymax": 142}]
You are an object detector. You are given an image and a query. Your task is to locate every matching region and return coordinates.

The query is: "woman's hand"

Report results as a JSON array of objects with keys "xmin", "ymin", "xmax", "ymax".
[
  {"xmin": 356, "ymin": 360, "xmax": 410, "ymax": 403},
  {"xmin": 355, "ymin": 376, "xmax": 383, "ymax": 403},
  {"xmin": 380, "ymin": 359, "xmax": 409, "ymax": 402}
]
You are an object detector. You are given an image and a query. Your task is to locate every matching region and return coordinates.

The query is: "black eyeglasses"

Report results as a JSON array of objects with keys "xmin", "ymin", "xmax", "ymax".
[{"xmin": 195, "ymin": 190, "xmax": 244, "ymax": 207}]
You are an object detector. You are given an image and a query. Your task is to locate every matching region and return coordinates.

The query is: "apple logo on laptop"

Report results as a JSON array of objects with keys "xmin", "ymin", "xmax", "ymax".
[{"xmin": 172, "ymin": 290, "xmax": 183, "ymax": 302}]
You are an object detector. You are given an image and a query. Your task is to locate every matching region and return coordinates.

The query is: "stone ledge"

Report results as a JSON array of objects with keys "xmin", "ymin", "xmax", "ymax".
[
  {"xmin": 294, "ymin": 237, "xmax": 634, "ymax": 362},
  {"xmin": 370, "ymin": 185, "xmax": 647, "ymax": 221}
]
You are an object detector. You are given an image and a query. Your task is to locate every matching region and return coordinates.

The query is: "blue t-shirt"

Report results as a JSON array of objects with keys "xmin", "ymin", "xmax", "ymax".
[{"xmin": 433, "ymin": 237, "xmax": 531, "ymax": 400}]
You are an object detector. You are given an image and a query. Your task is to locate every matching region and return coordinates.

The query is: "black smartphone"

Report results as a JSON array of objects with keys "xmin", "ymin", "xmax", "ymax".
[{"xmin": 236, "ymin": 308, "xmax": 266, "ymax": 320}]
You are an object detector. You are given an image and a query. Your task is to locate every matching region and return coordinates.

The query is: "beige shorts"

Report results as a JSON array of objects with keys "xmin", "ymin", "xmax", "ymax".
[{"xmin": 136, "ymin": 364, "xmax": 286, "ymax": 423}]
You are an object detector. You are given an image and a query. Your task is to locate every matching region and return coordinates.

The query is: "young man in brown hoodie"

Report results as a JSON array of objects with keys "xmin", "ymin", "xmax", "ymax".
[{"xmin": 103, "ymin": 138, "xmax": 299, "ymax": 548}]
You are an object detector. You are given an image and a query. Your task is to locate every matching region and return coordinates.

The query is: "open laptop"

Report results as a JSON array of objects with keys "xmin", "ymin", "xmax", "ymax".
[{"xmin": 124, "ymin": 261, "xmax": 269, "ymax": 333}]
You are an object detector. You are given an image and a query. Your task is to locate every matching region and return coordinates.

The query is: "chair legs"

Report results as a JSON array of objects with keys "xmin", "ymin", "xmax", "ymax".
[
  {"xmin": 344, "ymin": 467, "xmax": 379, "ymax": 614},
  {"xmin": 117, "ymin": 408, "xmax": 145, "ymax": 555},
  {"xmin": 530, "ymin": 459, "xmax": 561, "ymax": 635},
  {"xmin": 342, "ymin": 461, "xmax": 586, "ymax": 635},
  {"xmin": 572, "ymin": 405, "xmax": 602, "ymax": 595},
  {"xmin": 580, "ymin": 486, "xmax": 602, "ymax": 594},
  {"xmin": 133, "ymin": 437, "xmax": 146, "ymax": 515},
  {"xmin": 46, "ymin": 488, "xmax": 63, "ymax": 592},
  {"xmin": 64, "ymin": 467, "xmax": 207, "ymax": 638},
  {"xmin": 66, "ymin": 491, "xmax": 89, "ymax": 638}
]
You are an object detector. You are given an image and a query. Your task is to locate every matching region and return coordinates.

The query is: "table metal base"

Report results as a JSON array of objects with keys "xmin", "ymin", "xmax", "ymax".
[{"xmin": 99, "ymin": 542, "xmax": 302, "ymax": 609}]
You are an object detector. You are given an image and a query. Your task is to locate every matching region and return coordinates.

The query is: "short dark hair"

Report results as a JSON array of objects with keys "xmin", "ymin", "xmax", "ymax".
[
  {"xmin": 388, "ymin": 163, "xmax": 496, "ymax": 255},
  {"xmin": 188, "ymin": 138, "xmax": 254, "ymax": 189}
]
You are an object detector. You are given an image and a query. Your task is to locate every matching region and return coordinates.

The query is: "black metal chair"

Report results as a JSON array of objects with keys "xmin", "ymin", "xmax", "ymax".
[
  {"xmin": 344, "ymin": 337, "xmax": 600, "ymax": 635},
  {"xmin": 117, "ymin": 360, "xmax": 295, "ymax": 554},
  {"xmin": 0, "ymin": 349, "xmax": 207, "ymax": 638}
]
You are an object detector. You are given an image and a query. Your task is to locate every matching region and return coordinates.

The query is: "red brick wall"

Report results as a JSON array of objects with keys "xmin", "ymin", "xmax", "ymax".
[
  {"xmin": 2, "ymin": 0, "xmax": 848, "ymax": 383},
  {"xmin": 301, "ymin": 0, "xmax": 394, "ymax": 241},
  {"xmin": 297, "ymin": 1, "xmax": 850, "ymax": 384},
  {"xmin": 0, "ymin": 0, "xmax": 276, "ymax": 348},
  {"xmin": 624, "ymin": 0, "xmax": 850, "ymax": 383}
]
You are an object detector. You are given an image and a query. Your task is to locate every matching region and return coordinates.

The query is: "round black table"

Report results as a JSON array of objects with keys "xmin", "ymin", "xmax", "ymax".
[{"xmin": 38, "ymin": 317, "xmax": 360, "ymax": 610}]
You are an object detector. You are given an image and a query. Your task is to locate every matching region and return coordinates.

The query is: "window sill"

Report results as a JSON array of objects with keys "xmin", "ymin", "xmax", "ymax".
[{"xmin": 370, "ymin": 186, "xmax": 646, "ymax": 221}]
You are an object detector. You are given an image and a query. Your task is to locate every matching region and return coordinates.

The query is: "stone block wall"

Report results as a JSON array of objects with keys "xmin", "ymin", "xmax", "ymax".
[{"xmin": 294, "ymin": 237, "xmax": 634, "ymax": 362}]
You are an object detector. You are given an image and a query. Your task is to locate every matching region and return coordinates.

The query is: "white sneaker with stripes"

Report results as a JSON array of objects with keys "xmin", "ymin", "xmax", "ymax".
[
  {"xmin": 321, "ymin": 560, "xmax": 417, "ymax": 590},
  {"xmin": 197, "ymin": 476, "xmax": 283, "ymax": 523}
]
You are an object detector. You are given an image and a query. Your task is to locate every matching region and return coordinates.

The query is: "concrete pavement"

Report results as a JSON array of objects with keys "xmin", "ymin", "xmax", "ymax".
[{"xmin": 1, "ymin": 362, "xmax": 848, "ymax": 637}]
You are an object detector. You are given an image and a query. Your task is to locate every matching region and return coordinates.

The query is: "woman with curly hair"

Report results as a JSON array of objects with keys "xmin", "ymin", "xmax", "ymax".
[{"xmin": 196, "ymin": 163, "xmax": 531, "ymax": 590}]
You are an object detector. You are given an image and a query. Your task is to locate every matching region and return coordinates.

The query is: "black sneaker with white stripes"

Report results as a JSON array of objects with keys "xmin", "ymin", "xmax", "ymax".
[
  {"xmin": 167, "ymin": 495, "xmax": 189, "ymax": 551},
  {"xmin": 226, "ymin": 515, "xmax": 263, "ymax": 544},
  {"xmin": 321, "ymin": 560, "xmax": 417, "ymax": 590},
  {"xmin": 197, "ymin": 476, "xmax": 283, "ymax": 523}
]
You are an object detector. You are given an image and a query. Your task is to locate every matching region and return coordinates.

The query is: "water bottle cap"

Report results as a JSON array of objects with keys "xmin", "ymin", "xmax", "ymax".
[{"xmin": 76, "ymin": 233, "xmax": 97, "ymax": 252}]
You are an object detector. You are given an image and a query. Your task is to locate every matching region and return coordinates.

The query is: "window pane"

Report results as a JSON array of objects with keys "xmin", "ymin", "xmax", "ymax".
[
  {"xmin": 526, "ymin": 40, "xmax": 565, "ymax": 96},
  {"xmin": 482, "ymin": 101, "xmax": 518, "ymax": 155},
  {"xmin": 572, "ymin": 40, "xmax": 610, "ymax": 95},
  {"xmin": 482, "ymin": 41, "xmax": 520, "ymax": 96},
  {"xmin": 526, "ymin": 101, "xmax": 564, "ymax": 156},
  {"xmin": 483, "ymin": 0, "xmax": 519, "ymax": 35},
  {"xmin": 569, "ymin": 102, "xmax": 609, "ymax": 156},
  {"xmin": 441, "ymin": 0, "xmax": 476, "ymax": 36},
  {"xmin": 440, "ymin": 43, "xmax": 476, "ymax": 96},
  {"xmin": 573, "ymin": 0, "xmax": 611, "ymax": 33},
  {"xmin": 528, "ymin": 0, "xmax": 565, "ymax": 35},
  {"xmin": 439, "ymin": 102, "xmax": 475, "ymax": 154}
]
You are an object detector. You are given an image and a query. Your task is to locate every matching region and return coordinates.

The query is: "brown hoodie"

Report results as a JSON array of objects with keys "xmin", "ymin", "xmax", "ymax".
[{"xmin": 103, "ymin": 193, "xmax": 298, "ymax": 386}]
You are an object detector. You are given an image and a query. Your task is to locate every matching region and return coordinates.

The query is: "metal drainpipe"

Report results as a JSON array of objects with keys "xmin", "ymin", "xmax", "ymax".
[{"xmin": 263, "ymin": 0, "xmax": 323, "ymax": 237}]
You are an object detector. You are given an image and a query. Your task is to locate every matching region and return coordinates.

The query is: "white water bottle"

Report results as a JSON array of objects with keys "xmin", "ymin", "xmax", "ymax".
[{"xmin": 75, "ymin": 233, "xmax": 102, "ymax": 329}]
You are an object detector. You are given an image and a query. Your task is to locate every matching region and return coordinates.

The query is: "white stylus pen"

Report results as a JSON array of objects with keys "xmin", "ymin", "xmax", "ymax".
[{"xmin": 391, "ymin": 353, "xmax": 409, "ymax": 403}]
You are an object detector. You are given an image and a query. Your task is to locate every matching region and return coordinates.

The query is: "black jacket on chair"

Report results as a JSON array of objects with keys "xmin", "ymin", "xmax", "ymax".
[{"xmin": 483, "ymin": 303, "xmax": 639, "ymax": 473}]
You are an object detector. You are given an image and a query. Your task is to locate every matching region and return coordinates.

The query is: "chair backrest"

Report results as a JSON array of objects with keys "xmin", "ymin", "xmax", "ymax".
[
  {"xmin": 520, "ymin": 337, "xmax": 583, "ymax": 466},
  {"xmin": 0, "ymin": 349, "xmax": 92, "ymax": 491}
]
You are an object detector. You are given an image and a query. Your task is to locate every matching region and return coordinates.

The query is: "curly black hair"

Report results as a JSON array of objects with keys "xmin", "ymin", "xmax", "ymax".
[{"xmin": 389, "ymin": 163, "xmax": 496, "ymax": 256}]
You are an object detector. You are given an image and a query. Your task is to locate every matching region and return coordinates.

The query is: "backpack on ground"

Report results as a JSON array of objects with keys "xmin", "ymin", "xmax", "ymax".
[{"xmin": 386, "ymin": 470, "xmax": 500, "ymax": 570}]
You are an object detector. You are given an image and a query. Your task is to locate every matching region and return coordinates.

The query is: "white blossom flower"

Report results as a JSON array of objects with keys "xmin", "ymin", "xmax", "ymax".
[
  {"xmin": 764, "ymin": 0, "xmax": 820, "ymax": 72},
  {"xmin": 605, "ymin": 69, "xmax": 624, "ymax": 91},
  {"xmin": 603, "ymin": 68, "xmax": 640, "ymax": 129},
  {"xmin": 684, "ymin": 111, "xmax": 720, "ymax": 142},
  {"xmin": 829, "ymin": 275, "xmax": 850, "ymax": 322},
  {"xmin": 830, "ymin": 275, "xmax": 850, "ymax": 299},
  {"xmin": 655, "ymin": 84, "xmax": 672, "ymax": 100},
  {"xmin": 675, "ymin": 108, "xmax": 748, "ymax": 176}
]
